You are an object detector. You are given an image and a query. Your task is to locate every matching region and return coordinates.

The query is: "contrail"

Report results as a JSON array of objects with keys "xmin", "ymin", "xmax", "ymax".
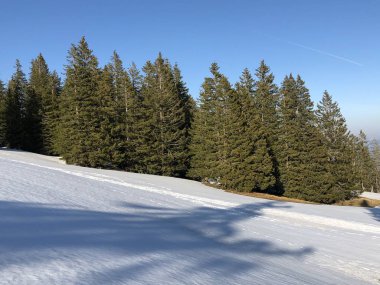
[
  {"xmin": 261, "ymin": 34, "xmax": 363, "ymax": 67},
  {"xmin": 285, "ymin": 40, "xmax": 363, "ymax": 67}
]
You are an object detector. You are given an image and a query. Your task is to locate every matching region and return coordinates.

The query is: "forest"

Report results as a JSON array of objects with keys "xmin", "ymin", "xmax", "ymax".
[{"xmin": 0, "ymin": 37, "xmax": 379, "ymax": 203}]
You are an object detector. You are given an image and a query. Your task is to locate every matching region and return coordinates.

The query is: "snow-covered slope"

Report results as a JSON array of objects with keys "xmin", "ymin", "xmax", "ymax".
[
  {"xmin": 361, "ymin": 191, "xmax": 380, "ymax": 200},
  {"xmin": 0, "ymin": 149, "xmax": 379, "ymax": 285}
]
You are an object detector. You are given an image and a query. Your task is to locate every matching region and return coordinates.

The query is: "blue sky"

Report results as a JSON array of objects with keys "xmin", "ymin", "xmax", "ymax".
[{"xmin": 0, "ymin": 0, "xmax": 379, "ymax": 140}]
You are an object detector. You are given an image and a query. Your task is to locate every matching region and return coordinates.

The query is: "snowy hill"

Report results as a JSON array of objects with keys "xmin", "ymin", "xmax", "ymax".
[{"xmin": 0, "ymin": 149, "xmax": 379, "ymax": 285}]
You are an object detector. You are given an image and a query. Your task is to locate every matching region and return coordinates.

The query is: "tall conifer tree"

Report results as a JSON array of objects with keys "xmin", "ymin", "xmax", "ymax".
[
  {"xmin": 0, "ymin": 80, "xmax": 6, "ymax": 146},
  {"xmin": 189, "ymin": 63, "xmax": 233, "ymax": 181},
  {"xmin": 5, "ymin": 60, "xmax": 27, "ymax": 149},
  {"xmin": 278, "ymin": 75, "xmax": 335, "ymax": 202},
  {"xmin": 223, "ymin": 68, "xmax": 275, "ymax": 192},
  {"xmin": 316, "ymin": 91, "xmax": 353, "ymax": 198},
  {"xmin": 89, "ymin": 65, "xmax": 125, "ymax": 168},
  {"xmin": 134, "ymin": 54, "xmax": 189, "ymax": 176},
  {"xmin": 252, "ymin": 61, "xmax": 280, "ymax": 192},
  {"xmin": 27, "ymin": 54, "xmax": 60, "ymax": 154},
  {"xmin": 57, "ymin": 37, "xmax": 100, "ymax": 166}
]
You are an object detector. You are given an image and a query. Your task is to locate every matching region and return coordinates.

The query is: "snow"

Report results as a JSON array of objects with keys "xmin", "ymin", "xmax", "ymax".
[
  {"xmin": 0, "ymin": 149, "xmax": 379, "ymax": 285},
  {"xmin": 361, "ymin": 191, "xmax": 380, "ymax": 201}
]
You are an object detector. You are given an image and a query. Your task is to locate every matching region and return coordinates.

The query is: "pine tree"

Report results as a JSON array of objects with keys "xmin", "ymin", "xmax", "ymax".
[
  {"xmin": 0, "ymin": 80, "xmax": 6, "ymax": 146},
  {"xmin": 57, "ymin": 37, "xmax": 100, "ymax": 166},
  {"xmin": 315, "ymin": 91, "xmax": 354, "ymax": 199},
  {"xmin": 5, "ymin": 60, "xmax": 27, "ymax": 149},
  {"xmin": 278, "ymin": 75, "xmax": 335, "ymax": 203},
  {"xmin": 189, "ymin": 63, "xmax": 233, "ymax": 181},
  {"xmin": 223, "ymin": 68, "xmax": 275, "ymax": 192}
]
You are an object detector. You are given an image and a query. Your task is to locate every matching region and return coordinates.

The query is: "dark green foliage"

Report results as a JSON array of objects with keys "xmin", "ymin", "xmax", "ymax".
[
  {"xmin": 252, "ymin": 61, "xmax": 280, "ymax": 192},
  {"xmin": 351, "ymin": 131, "xmax": 377, "ymax": 192},
  {"xmin": 28, "ymin": 54, "xmax": 61, "ymax": 154},
  {"xmin": 47, "ymin": 72, "xmax": 62, "ymax": 155},
  {"xmin": 124, "ymin": 62, "xmax": 144, "ymax": 170},
  {"xmin": 90, "ymin": 65, "xmax": 126, "ymax": 168},
  {"xmin": 0, "ymin": 80, "xmax": 6, "ymax": 146},
  {"xmin": 109, "ymin": 52, "xmax": 133, "ymax": 168},
  {"xmin": 23, "ymin": 85, "xmax": 43, "ymax": 152},
  {"xmin": 189, "ymin": 63, "xmax": 233, "ymax": 181},
  {"xmin": 57, "ymin": 37, "xmax": 101, "ymax": 166},
  {"xmin": 132, "ymin": 54, "xmax": 190, "ymax": 177},
  {"xmin": 222, "ymin": 68, "xmax": 275, "ymax": 192},
  {"xmin": 316, "ymin": 91, "xmax": 354, "ymax": 199},
  {"xmin": 369, "ymin": 139, "xmax": 380, "ymax": 192},
  {"xmin": 5, "ymin": 60, "xmax": 27, "ymax": 149},
  {"xmin": 278, "ymin": 75, "xmax": 336, "ymax": 203}
]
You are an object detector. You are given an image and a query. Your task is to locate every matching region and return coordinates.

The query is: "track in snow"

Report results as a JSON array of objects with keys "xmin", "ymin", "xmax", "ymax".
[{"xmin": 0, "ymin": 149, "xmax": 379, "ymax": 285}]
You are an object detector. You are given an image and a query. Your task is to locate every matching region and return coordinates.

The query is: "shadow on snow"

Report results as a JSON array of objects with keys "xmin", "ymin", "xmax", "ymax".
[{"xmin": 0, "ymin": 200, "xmax": 313, "ymax": 283}]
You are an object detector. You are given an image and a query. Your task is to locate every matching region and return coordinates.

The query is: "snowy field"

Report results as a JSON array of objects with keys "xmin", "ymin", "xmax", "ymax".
[{"xmin": 0, "ymin": 149, "xmax": 379, "ymax": 285}]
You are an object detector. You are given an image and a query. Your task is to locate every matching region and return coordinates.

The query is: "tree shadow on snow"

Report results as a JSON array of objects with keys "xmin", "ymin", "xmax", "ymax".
[
  {"xmin": 368, "ymin": 206, "xmax": 380, "ymax": 222},
  {"xmin": 0, "ymin": 200, "xmax": 313, "ymax": 283}
]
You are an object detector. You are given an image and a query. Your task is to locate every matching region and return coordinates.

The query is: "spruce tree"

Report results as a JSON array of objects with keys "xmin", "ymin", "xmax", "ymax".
[
  {"xmin": 125, "ymin": 62, "xmax": 144, "ymax": 171},
  {"xmin": 47, "ymin": 71, "xmax": 61, "ymax": 155},
  {"xmin": 316, "ymin": 91, "xmax": 354, "ymax": 198},
  {"xmin": 173, "ymin": 64, "xmax": 194, "ymax": 174},
  {"xmin": 5, "ymin": 60, "xmax": 27, "ymax": 149},
  {"xmin": 90, "ymin": 65, "xmax": 125, "ymax": 168},
  {"xmin": 370, "ymin": 139, "xmax": 380, "ymax": 192},
  {"xmin": 278, "ymin": 75, "xmax": 335, "ymax": 203},
  {"xmin": 109, "ymin": 51, "xmax": 134, "ymax": 168},
  {"xmin": 189, "ymin": 63, "xmax": 233, "ymax": 181},
  {"xmin": 23, "ymin": 85, "xmax": 42, "ymax": 152},
  {"xmin": 253, "ymin": 61, "xmax": 280, "ymax": 192},
  {"xmin": 134, "ymin": 54, "xmax": 189, "ymax": 176},
  {"xmin": 57, "ymin": 37, "xmax": 100, "ymax": 166},
  {"xmin": 223, "ymin": 68, "xmax": 275, "ymax": 192},
  {"xmin": 27, "ymin": 54, "xmax": 60, "ymax": 154},
  {"xmin": 0, "ymin": 80, "xmax": 6, "ymax": 146},
  {"xmin": 352, "ymin": 131, "xmax": 377, "ymax": 192}
]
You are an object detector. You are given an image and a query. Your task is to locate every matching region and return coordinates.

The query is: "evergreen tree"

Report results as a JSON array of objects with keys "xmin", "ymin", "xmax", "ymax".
[
  {"xmin": 0, "ymin": 80, "xmax": 6, "ymax": 146},
  {"xmin": 109, "ymin": 51, "xmax": 134, "ymax": 168},
  {"xmin": 23, "ymin": 85, "xmax": 42, "ymax": 152},
  {"xmin": 57, "ymin": 37, "xmax": 100, "ymax": 166},
  {"xmin": 47, "ymin": 71, "xmax": 61, "ymax": 155},
  {"xmin": 5, "ymin": 60, "xmax": 27, "ymax": 149},
  {"xmin": 352, "ymin": 131, "xmax": 377, "ymax": 192},
  {"xmin": 90, "ymin": 65, "xmax": 125, "ymax": 168},
  {"xmin": 316, "ymin": 91, "xmax": 354, "ymax": 198},
  {"xmin": 223, "ymin": 68, "xmax": 275, "ymax": 192},
  {"xmin": 125, "ymin": 62, "xmax": 144, "ymax": 170},
  {"xmin": 173, "ymin": 64, "xmax": 195, "ymax": 174},
  {"xmin": 278, "ymin": 75, "xmax": 335, "ymax": 203},
  {"xmin": 253, "ymin": 61, "xmax": 280, "ymax": 192},
  {"xmin": 370, "ymin": 139, "xmax": 380, "ymax": 192},
  {"xmin": 133, "ymin": 54, "xmax": 190, "ymax": 176},
  {"xmin": 27, "ymin": 54, "xmax": 60, "ymax": 154},
  {"xmin": 189, "ymin": 63, "xmax": 233, "ymax": 181}
]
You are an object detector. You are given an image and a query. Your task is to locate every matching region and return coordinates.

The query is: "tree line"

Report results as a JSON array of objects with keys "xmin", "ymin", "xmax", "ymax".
[{"xmin": 0, "ymin": 37, "xmax": 379, "ymax": 203}]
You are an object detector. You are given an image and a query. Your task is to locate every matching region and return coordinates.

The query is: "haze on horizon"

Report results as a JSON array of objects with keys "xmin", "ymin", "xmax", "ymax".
[{"xmin": 0, "ymin": 0, "xmax": 379, "ymax": 140}]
